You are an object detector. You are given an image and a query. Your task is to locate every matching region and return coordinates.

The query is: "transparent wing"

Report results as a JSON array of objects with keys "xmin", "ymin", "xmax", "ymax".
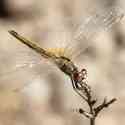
[
  {"xmin": 0, "ymin": 50, "xmax": 41, "ymax": 76},
  {"xmin": 63, "ymin": 6, "xmax": 124, "ymax": 60},
  {"xmin": 0, "ymin": 49, "xmax": 54, "ymax": 91}
]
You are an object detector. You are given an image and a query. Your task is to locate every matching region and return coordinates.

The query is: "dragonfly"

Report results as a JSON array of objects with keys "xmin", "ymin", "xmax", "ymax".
[
  {"xmin": 0, "ymin": 6, "xmax": 124, "ymax": 94},
  {"xmin": 8, "ymin": 30, "xmax": 89, "ymax": 97}
]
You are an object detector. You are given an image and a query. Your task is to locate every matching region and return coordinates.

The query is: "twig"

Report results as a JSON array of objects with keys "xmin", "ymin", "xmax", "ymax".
[
  {"xmin": 71, "ymin": 68, "xmax": 116, "ymax": 125},
  {"xmin": 94, "ymin": 98, "xmax": 117, "ymax": 117}
]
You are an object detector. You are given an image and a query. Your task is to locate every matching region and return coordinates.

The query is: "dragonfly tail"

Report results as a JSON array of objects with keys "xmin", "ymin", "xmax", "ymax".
[{"xmin": 8, "ymin": 30, "xmax": 55, "ymax": 59}]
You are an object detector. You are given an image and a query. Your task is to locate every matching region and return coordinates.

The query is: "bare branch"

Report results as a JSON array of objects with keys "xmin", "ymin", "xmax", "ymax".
[
  {"xmin": 78, "ymin": 108, "xmax": 94, "ymax": 119},
  {"xmin": 70, "ymin": 68, "xmax": 117, "ymax": 125},
  {"xmin": 94, "ymin": 98, "xmax": 117, "ymax": 116}
]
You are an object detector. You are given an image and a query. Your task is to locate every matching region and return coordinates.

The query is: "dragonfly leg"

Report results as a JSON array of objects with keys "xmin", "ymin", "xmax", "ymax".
[
  {"xmin": 77, "ymin": 68, "xmax": 91, "ymax": 91},
  {"xmin": 70, "ymin": 76, "xmax": 87, "ymax": 101}
]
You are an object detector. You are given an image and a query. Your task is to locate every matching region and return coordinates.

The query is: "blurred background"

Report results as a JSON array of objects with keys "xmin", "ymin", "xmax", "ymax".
[{"xmin": 0, "ymin": 0, "xmax": 125, "ymax": 125}]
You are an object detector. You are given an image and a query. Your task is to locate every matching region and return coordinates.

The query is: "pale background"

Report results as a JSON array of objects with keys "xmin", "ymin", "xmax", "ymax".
[{"xmin": 0, "ymin": 0, "xmax": 125, "ymax": 125}]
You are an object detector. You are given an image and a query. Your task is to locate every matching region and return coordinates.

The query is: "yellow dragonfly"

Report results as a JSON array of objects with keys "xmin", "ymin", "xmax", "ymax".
[
  {"xmin": 0, "ymin": 6, "xmax": 124, "ymax": 93},
  {"xmin": 8, "ymin": 29, "xmax": 90, "ymax": 92}
]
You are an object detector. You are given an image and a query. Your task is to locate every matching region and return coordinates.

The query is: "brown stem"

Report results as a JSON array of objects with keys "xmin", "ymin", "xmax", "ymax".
[
  {"xmin": 90, "ymin": 118, "xmax": 95, "ymax": 125},
  {"xmin": 88, "ymin": 98, "xmax": 95, "ymax": 125}
]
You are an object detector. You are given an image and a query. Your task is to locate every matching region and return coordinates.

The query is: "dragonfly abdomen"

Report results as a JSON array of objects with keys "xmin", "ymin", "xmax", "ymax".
[{"xmin": 9, "ymin": 30, "xmax": 56, "ymax": 59}]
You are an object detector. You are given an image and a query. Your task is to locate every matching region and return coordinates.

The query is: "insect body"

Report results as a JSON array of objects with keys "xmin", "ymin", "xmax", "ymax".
[
  {"xmin": 9, "ymin": 30, "xmax": 87, "ymax": 91},
  {"xmin": 7, "ymin": 7, "xmax": 124, "ymax": 92}
]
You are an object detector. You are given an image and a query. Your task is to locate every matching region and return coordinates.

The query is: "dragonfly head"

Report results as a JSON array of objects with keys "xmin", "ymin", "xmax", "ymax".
[{"xmin": 54, "ymin": 56, "xmax": 77, "ymax": 76}]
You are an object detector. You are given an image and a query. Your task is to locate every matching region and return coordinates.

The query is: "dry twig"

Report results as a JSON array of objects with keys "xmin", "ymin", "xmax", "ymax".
[{"xmin": 71, "ymin": 68, "xmax": 116, "ymax": 125}]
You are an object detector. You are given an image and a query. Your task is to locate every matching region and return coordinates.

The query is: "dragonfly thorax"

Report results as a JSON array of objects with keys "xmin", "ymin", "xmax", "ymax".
[
  {"xmin": 54, "ymin": 56, "xmax": 78, "ymax": 76},
  {"xmin": 54, "ymin": 56, "xmax": 88, "ymax": 90}
]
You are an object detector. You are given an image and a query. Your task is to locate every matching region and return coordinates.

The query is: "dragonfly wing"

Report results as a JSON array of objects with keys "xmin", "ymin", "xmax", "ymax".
[
  {"xmin": 0, "ymin": 49, "xmax": 54, "ymax": 91},
  {"xmin": 0, "ymin": 50, "xmax": 41, "ymax": 76},
  {"xmin": 63, "ymin": 6, "xmax": 124, "ymax": 60},
  {"xmin": 73, "ymin": 6, "xmax": 124, "ymax": 39}
]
